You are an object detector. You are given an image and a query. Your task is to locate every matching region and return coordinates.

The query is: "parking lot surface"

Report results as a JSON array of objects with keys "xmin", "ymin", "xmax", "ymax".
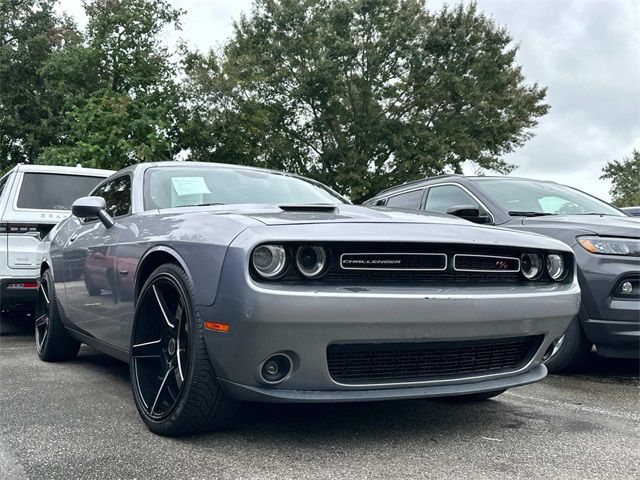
[{"xmin": 1, "ymin": 325, "xmax": 639, "ymax": 480}]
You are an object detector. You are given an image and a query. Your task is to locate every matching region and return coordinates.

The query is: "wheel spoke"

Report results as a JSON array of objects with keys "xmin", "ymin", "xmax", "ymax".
[
  {"xmin": 40, "ymin": 284, "xmax": 50, "ymax": 306},
  {"xmin": 149, "ymin": 367, "xmax": 173, "ymax": 415},
  {"xmin": 176, "ymin": 348, "xmax": 186, "ymax": 382},
  {"xmin": 173, "ymin": 364, "xmax": 184, "ymax": 389},
  {"xmin": 40, "ymin": 328, "xmax": 48, "ymax": 346},
  {"xmin": 174, "ymin": 302, "xmax": 183, "ymax": 330},
  {"xmin": 35, "ymin": 314, "xmax": 48, "ymax": 328},
  {"xmin": 131, "ymin": 339, "xmax": 163, "ymax": 359},
  {"xmin": 152, "ymin": 285, "xmax": 174, "ymax": 330}
]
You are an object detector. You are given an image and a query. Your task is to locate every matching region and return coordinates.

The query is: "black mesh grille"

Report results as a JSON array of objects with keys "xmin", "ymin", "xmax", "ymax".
[
  {"xmin": 453, "ymin": 255, "xmax": 520, "ymax": 272},
  {"xmin": 327, "ymin": 336, "xmax": 541, "ymax": 384}
]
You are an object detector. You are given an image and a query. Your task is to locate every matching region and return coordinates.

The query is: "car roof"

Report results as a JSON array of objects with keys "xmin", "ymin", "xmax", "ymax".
[
  {"xmin": 12, "ymin": 164, "xmax": 114, "ymax": 177},
  {"xmin": 373, "ymin": 174, "xmax": 562, "ymax": 198}
]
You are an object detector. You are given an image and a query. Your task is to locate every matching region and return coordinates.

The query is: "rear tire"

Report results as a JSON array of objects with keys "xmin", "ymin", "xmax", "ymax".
[
  {"xmin": 130, "ymin": 263, "xmax": 236, "ymax": 436},
  {"xmin": 543, "ymin": 316, "xmax": 591, "ymax": 374},
  {"xmin": 36, "ymin": 270, "xmax": 81, "ymax": 361}
]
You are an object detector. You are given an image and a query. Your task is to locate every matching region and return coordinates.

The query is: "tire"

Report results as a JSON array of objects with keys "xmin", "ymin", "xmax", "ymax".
[
  {"xmin": 543, "ymin": 315, "xmax": 591, "ymax": 374},
  {"xmin": 439, "ymin": 389, "xmax": 507, "ymax": 402},
  {"xmin": 130, "ymin": 263, "xmax": 236, "ymax": 436},
  {"xmin": 36, "ymin": 269, "xmax": 81, "ymax": 361}
]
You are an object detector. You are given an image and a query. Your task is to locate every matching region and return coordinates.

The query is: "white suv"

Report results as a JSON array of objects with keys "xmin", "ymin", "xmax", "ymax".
[{"xmin": 0, "ymin": 164, "xmax": 113, "ymax": 323}]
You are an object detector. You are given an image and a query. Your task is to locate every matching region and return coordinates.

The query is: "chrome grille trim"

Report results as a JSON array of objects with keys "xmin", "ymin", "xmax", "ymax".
[{"xmin": 453, "ymin": 254, "xmax": 521, "ymax": 273}]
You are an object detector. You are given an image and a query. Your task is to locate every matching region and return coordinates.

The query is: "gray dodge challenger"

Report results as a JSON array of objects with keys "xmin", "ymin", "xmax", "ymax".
[{"xmin": 36, "ymin": 162, "xmax": 580, "ymax": 436}]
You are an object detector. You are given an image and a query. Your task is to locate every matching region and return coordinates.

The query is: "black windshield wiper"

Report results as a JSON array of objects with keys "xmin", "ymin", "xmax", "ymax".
[
  {"xmin": 573, "ymin": 212, "xmax": 616, "ymax": 216},
  {"xmin": 508, "ymin": 211, "xmax": 556, "ymax": 217},
  {"xmin": 176, "ymin": 202, "xmax": 226, "ymax": 208}
]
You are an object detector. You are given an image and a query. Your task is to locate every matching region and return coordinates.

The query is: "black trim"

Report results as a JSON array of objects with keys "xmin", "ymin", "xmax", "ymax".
[{"xmin": 67, "ymin": 328, "xmax": 130, "ymax": 363}]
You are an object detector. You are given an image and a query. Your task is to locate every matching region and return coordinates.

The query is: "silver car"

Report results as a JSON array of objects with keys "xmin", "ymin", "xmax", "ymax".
[{"xmin": 36, "ymin": 162, "xmax": 580, "ymax": 436}]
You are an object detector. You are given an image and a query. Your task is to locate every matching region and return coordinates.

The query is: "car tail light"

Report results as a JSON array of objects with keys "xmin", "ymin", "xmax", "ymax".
[
  {"xmin": 6, "ymin": 282, "xmax": 39, "ymax": 290},
  {"xmin": 0, "ymin": 223, "xmax": 52, "ymax": 239}
]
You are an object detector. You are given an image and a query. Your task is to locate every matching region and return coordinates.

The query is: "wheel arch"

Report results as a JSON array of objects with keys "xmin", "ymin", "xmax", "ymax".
[
  {"xmin": 40, "ymin": 260, "xmax": 51, "ymax": 277},
  {"xmin": 134, "ymin": 246, "xmax": 193, "ymax": 302}
]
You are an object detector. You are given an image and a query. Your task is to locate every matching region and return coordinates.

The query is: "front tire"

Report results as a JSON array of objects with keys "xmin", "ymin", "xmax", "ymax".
[
  {"xmin": 36, "ymin": 270, "xmax": 81, "ymax": 361},
  {"xmin": 130, "ymin": 263, "xmax": 236, "ymax": 436},
  {"xmin": 543, "ymin": 316, "xmax": 591, "ymax": 374}
]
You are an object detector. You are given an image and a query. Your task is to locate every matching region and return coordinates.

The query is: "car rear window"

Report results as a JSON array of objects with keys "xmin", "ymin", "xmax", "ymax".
[{"xmin": 16, "ymin": 173, "xmax": 105, "ymax": 211}]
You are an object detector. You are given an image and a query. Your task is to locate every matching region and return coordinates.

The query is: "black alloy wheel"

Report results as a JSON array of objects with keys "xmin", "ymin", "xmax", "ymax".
[
  {"xmin": 130, "ymin": 263, "xmax": 235, "ymax": 436},
  {"xmin": 131, "ymin": 272, "xmax": 190, "ymax": 420},
  {"xmin": 35, "ymin": 269, "xmax": 81, "ymax": 361},
  {"xmin": 35, "ymin": 275, "xmax": 51, "ymax": 353}
]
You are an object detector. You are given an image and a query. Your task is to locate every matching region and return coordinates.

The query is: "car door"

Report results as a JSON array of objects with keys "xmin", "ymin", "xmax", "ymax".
[
  {"xmin": 423, "ymin": 183, "xmax": 494, "ymax": 224},
  {"xmin": 63, "ymin": 175, "xmax": 132, "ymax": 345}
]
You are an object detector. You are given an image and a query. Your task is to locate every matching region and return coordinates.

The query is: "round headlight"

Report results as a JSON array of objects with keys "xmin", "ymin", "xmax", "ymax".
[
  {"xmin": 546, "ymin": 254, "xmax": 566, "ymax": 281},
  {"xmin": 252, "ymin": 245, "xmax": 287, "ymax": 279},
  {"xmin": 521, "ymin": 253, "xmax": 542, "ymax": 280},
  {"xmin": 295, "ymin": 246, "xmax": 328, "ymax": 279}
]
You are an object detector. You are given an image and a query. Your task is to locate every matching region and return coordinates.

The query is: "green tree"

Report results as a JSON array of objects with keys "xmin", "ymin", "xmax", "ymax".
[
  {"xmin": 183, "ymin": 0, "xmax": 549, "ymax": 201},
  {"xmin": 40, "ymin": 0, "xmax": 184, "ymax": 170},
  {"xmin": 600, "ymin": 150, "xmax": 640, "ymax": 207},
  {"xmin": 0, "ymin": 0, "xmax": 78, "ymax": 172}
]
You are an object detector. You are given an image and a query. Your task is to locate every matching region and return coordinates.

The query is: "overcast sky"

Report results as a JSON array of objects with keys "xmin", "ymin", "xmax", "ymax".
[{"xmin": 57, "ymin": 0, "xmax": 640, "ymax": 201}]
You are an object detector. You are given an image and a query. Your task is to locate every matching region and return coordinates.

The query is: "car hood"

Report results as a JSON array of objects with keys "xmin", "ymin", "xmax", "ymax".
[
  {"xmin": 156, "ymin": 204, "xmax": 573, "ymax": 252},
  {"xmin": 234, "ymin": 204, "xmax": 473, "ymax": 226},
  {"xmin": 159, "ymin": 204, "xmax": 473, "ymax": 226},
  {"xmin": 520, "ymin": 215, "xmax": 640, "ymax": 238}
]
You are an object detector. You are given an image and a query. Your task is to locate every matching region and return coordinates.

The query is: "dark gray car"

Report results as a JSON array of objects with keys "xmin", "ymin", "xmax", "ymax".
[
  {"xmin": 36, "ymin": 163, "xmax": 580, "ymax": 436},
  {"xmin": 365, "ymin": 176, "xmax": 639, "ymax": 372}
]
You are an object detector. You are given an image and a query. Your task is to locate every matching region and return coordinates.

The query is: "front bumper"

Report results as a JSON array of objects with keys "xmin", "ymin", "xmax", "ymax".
[
  {"xmin": 574, "ymin": 248, "xmax": 640, "ymax": 356},
  {"xmin": 219, "ymin": 364, "xmax": 548, "ymax": 403},
  {"xmin": 201, "ymin": 248, "xmax": 580, "ymax": 402}
]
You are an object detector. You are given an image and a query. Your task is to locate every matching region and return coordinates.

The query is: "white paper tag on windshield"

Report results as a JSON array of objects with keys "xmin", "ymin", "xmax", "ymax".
[{"xmin": 171, "ymin": 177, "xmax": 211, "ymax": 196}]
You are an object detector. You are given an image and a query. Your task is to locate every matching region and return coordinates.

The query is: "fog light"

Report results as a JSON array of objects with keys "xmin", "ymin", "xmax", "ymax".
[
  {"xmin": 260, "ymin": 354, "xmax": 292, "ymax": 384},
  {"xmin": 620, "ymin": 281, "xmax": 633, "ymax": 295}
]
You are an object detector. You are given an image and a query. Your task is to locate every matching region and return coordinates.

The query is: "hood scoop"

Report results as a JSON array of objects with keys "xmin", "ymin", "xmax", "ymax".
[{"xmin": 278, "ymin": 204, "xmax": 338, "ymax": 213}]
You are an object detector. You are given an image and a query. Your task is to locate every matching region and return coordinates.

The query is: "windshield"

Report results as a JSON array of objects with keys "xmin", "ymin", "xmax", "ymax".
[
  {"xmin": 17, "ymin": 173, "xmax": 106, "ymax": 211},
  {"xmin": 472, "ymin": 178, "xmax": 624, "ymax": 216},
  {"xmin": 144, "ymin": 166, "xmax": 346, "ymax": 210}
]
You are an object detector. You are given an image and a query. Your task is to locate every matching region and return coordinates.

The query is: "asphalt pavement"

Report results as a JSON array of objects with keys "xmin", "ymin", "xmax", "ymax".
[{"xmin": 1, "ymin": 321, "xmax": 638, "ymax": 480}]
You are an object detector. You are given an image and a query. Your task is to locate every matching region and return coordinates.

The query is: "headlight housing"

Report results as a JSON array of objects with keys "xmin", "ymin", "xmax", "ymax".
[
  {"xmin": 252, "ymin": 245, "xmax": 287, "ymax": 279},
  {"xmin": 578, "ymin": 236, "xmax": 640, "ymax": 256},
  {"xmin": 546, "ymin": 254, "xmax": 567, "ymax": 281},
  {"xmin": 521, "ymin": 253, "xmax": 543, "ymax": 280},
  {"xmin": 295, "ymin": 246, "xmax": 328, "ymax": 278}
]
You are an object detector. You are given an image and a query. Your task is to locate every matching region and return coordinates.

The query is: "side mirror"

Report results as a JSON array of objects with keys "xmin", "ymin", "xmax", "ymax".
[
  {"xmin": 446, "ymin": 205, "xmax": 491, "ymax": 224},
  {"xmin": 71, "ymin": 196, "xmax": 115, "ymax": 229}
]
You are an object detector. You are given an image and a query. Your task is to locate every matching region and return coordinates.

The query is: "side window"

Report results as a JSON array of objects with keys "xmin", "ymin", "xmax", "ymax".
[
  {"xmin": 386, "ymin": 189, "xmax": 424, "ymax": 209},
  {"xmin": 424, "ymin": 185, "xmax": 480, "ymax": 213},
  {"xmin": 92, "ymin": 176, "xmax": 132, "ymax": 218}
]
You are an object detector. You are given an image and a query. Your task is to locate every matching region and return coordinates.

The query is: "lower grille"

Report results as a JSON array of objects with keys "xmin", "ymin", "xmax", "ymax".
[{"xmin": 327, "ymin": 336, "xmax": 541, "ymax": 384}]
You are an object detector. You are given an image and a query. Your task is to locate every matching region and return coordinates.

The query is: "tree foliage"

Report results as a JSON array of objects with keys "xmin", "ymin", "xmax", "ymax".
[
  {"xmin": 2, "ymin": 0, "xmax": 550, "ymax": 196},
  {"xmin": 39, "ymin": 0, "xmax": 184, "ymax": 170},
  {"xmin": 183, "ymin": 0, "xmax": 549, "ymax": 200},
  {"xmin": 600, "ymin": 150, "xmax": 640, "ymax": 207},
  {"xmin": 0, "ymin": 0, "xmax": 78, "ymax": 172}
]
